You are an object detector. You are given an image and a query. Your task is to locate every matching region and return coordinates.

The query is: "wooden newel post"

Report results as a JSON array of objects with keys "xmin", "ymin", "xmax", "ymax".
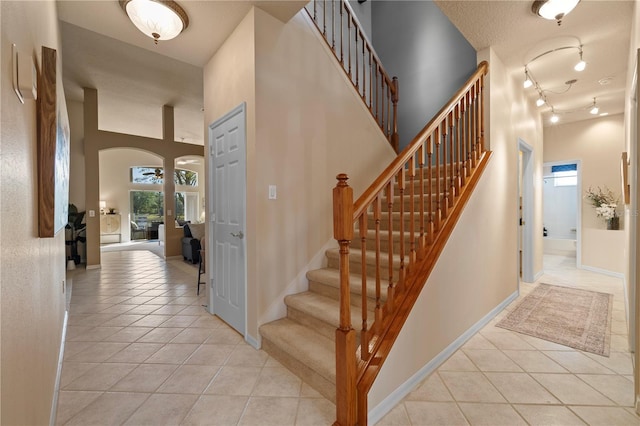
[
  {"xmin": 391, "ymin": 77, "xmax": 400, "ymax": 153},
  {"xmin": 333, "ymin": 174, "xmax": 357, "ymax": 426}
]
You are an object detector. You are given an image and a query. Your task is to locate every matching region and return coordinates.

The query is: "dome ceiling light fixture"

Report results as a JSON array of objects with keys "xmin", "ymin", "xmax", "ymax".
[
  {"xmin": 532, "ymin": 0, "xmax": 580, "ymax": 26},
  {"xmin": 119, "ymin": 0, "xmax": 189, "ymax": 45}
]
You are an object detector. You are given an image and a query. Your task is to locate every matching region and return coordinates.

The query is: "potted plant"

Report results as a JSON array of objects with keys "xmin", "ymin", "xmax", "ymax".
[
  {"xmin": 585, "ymin": 186, "xmax": 620, "ymax": 230},
  {"xmin": 66, "ymin": 204, "xmax": 87, "ymax": 264}
]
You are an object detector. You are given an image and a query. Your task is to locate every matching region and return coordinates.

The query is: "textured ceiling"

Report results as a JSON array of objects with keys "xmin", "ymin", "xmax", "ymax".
[{"xmin": 434, "ymin": 0, "xmax": 634, "ymax": 124}]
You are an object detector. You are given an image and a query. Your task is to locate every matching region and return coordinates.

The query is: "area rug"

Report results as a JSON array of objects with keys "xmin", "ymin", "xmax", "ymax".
[{"xmin": 496, "ymin": 283, "xmax": 613, "ymax": 356}]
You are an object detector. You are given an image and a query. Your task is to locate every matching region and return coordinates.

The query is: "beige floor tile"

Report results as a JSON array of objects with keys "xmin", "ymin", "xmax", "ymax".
[
  {"xmin": 530, "ymin": 373, "xmax": 615, "ymax": 405},
  {"xmin": 403, "ymin": 401, "xmax": 469, "ymax": 425},
  {"xmin": 295, "ymin": 398, "xmax": 336, "ymax": 426},
  {"xmin": 205, "ymin": 328, "xmax": 244, "ymax": 345},
  {"xmin": 584, "ymin": 352, "xmax": 634, "ymax": 375},
  {"xmin": 125, "ymin": 304, "xmax": 162, "ymax": 315},
  {"xmin": 110, "ymin": 363, "xmax": 178, "ymax": 392},
  {"xmin": 159, "ymin": 315, "xmax": 199, "ymax": 328},
  {"xmin": 502, "ymin": 350, "xmax": 568, "ymax": 373},
  {"xmin": 55, "ymin": 391, "xmax": 102, "ymax": 425},
  {"xmin": 300, "ymin": 383, "xmax": 324, "ymax": 398},
  {"xmin": 543, "ymin": 351, "xmax": 616, "ymax": 374},
  {"xmin": 143, "ymin": 343, "xmax": 199, "ymax": 364},
  {"xmin": 63, "ymin": 342, "xmax": 96, "ymax": 360},
  {"xmin": 157, "ymin": 364, "xmax": 219, "ymax": 394},
  {"xmin": 181, "ymin": 395, "xmax": 249, "ymax": 425},
  {"xmin": 462, "ymin": 334, "xmax": 496, "ymax": 350},
  {"xmin": 569, "ymin": 406, "xmax": 640, "ymax": 426},
  {"xmin": 484, "ymin": 372, "xmax": 560, "ymax": 404},
  {"xmin": 252, "ymin": 366, "xmax": 303, "ymax": 397},
  {"xmin": 64, "ymin": 363, "xmax": 137, "ymax": 391},
  {"xmin": 463, "ymin": 349, "xmax": 523, "ymax": 372},
  {"xmin": 479, "ymin": 331, "xmax": 536, "ymax": 350},
  {"xmin": 439, "ymin": 351, "xmax": 478, "ymax": 372},
  {"xmin": 131, "ymin": 314, "xmax": 173, "ymax": 327},
  {"xmin": 105, "ymin": 342, "xmax": 163, "ymax": 363},
  {"xmin": 60, "ymin": 362, "xmax": 99, "ymax": 388},
  {"xmin": 67, "ymin": 326, "xmax": 123, "ymax": 342},
  {"xmin": 439, "ymin": 372, "xmax": 506, "ymax": 403},
  {"xmin": 457, "ymin": 402, "xmax": 527, "ymax": 425},
  {"xmin": 180, "ymin": 305, "xmax": 209, "ymax": 316},
  {"xmin": 136, "ymin": 327, "xmax": 184, "ymax": 343},
  {"xmin": 204, "ymin": 366, "xmax": 262, "ymax": 396},
  {"xmin": 611, "ymin": 334, "xmax": 632, "ymax": 352},
  {"xmin": 374, "ymin": 403, "xmax": 411, "ymax": 425},
  {"xmin": 185, "ymin": 344, "xmax": 235, "ymax": 365},
  {"xmin": 518, "ymin": 334, "xmax": 575, "ymax": 351},
  {"xmin": 513, "ymin": 404, "xmax": 586, "ymax": 425},
  {"xmin": 225, "ymin": 345, "xmax": 270, "ymax": 367},
  {"xmin": 65, "ymin": 342, "xmax": 129, "ymax": 363},
  {"xmin": 101, "ymin": 326, "xmax": 153, "ymax": 342},
  {"xmin": 406, "ymin": 373, "xmax": 454, "ymax": 402},
  {"xmin": 124, "ymin": 393, "xmax": 198, "ymax": 425},
  {"xmin": 238, "ymin": 396, "xmax": 299, "ymax": 426},
  {"xmin": 576, "ymin": 374, "xmax": 635, "ymax": 406},
  {"xmin": 64, "ymin": 391, "xmax": 149, "ymax": 425},
  {"xmin": 171, "ymin": 327, "xmax": 214, "ymax": 344},
  {"xmin": 191, "ymin": 315, "xmax": 227, "ymax": 328}
]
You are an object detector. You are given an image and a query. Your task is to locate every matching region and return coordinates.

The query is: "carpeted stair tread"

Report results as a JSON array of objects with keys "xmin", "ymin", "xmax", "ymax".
[
  {"xmin": 307, "ymin": 267, "xmax": 384, "ymax": 302},
  {"xmin": 325, "ymin": 247, "xmax": 401, "ymax": 267},
  {"xmin": 285, "ymin": 291, "xmax": 372, "ymax": 334},
  {"xmin": 260, "ymin": 318, "xmax": 336, "ymax": 383}
]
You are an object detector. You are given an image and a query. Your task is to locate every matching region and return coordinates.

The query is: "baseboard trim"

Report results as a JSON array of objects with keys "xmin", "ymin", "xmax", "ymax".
[
  {"xmin": 245, "ymin": 333, "xmax": 260, "ymax": 350},
  {"xmin": 85, "ymin": 264, "xmax": 101, "ymax": 270},
  {"xmin": 580, "ymin": 265, "xmax": 624, "ymax": 279},
  {"xmin": 533, "ymin": 269, "xmax": 544, "ymax": 282},
  {"xmin": 50, "ymin": 310, "xmax": 68, "ymax": 426},
  {"xmin": 367, "ymin": 290, "xmax": 519, "ymax": 425}
]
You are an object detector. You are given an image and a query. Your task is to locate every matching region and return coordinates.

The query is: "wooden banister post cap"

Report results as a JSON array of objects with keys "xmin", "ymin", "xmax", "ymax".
[{"xmin": 336, "ymin": 173, "xmax": 349, "ymax": 186}]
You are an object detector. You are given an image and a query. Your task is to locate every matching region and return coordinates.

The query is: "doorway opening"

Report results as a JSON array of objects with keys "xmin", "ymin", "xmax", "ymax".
[
  {"xmin": 518, "ymin": 139, "xmax": 535, "ymax": 283},
  {"xmin": 543, "ymin": 160, "xmax": 582, "ymax": 269}
]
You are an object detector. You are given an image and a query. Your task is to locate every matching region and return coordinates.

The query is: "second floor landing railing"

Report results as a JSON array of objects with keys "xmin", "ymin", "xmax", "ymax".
[
  {"xmin": 305, "ymin": 0, "xmax": 399, "ymax": 152},
  {"xmin": 332, "ymin": 61, "xmax": 490, "ymax": 425}
]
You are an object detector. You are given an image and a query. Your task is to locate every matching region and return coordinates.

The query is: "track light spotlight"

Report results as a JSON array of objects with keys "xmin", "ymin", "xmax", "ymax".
[
  {"xmin": 590, "ymin": 98, "xmax": 599, "ymax": 115},
  {"xmin": 524, "ymin": 70, "xmax": 533, "ymax": 89}
]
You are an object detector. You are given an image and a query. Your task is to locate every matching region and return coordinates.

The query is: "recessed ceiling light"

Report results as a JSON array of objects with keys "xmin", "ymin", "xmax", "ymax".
[{"xmin": 598, "ymin": 77, "xmax": 613, "ymax": 86}]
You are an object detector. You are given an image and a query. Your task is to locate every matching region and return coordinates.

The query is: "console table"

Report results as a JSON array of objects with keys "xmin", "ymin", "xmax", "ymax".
[{"xmin": 100, "ymin": 214, "xmax": 121, "ymax": 244}]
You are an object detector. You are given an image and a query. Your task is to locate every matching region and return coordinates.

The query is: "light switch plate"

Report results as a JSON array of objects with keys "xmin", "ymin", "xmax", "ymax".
[
  {"xmin": 89, "ymin": 210, "xmax": 95, "ymax": 217},
  {"xmin": 269, "ymin": 185, "xmax": 277, "ymax": 200}
]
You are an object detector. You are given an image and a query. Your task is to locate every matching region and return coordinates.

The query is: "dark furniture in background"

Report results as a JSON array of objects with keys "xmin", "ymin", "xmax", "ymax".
[
  {"xmin": 146, "ymin": 221, "xmax": 162, "ymax": 240},
  {"xmin": 182, "ymin": 223, "xmax": 202, "ymax": 264}
]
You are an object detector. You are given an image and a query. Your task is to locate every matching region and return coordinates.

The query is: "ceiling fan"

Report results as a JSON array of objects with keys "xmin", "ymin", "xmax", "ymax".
[{"xmin": 143, "ymin": 168, "xmax": 163, "ymax": 178}]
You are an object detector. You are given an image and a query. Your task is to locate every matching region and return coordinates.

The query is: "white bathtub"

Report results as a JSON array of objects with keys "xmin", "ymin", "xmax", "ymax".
[{"xmin": 543, "ymin": 237, "xmax": 576, "ymax": 257}]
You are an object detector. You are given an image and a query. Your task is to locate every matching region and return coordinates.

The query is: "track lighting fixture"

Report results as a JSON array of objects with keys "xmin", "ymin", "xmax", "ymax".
[
  {"xmin": 524, "ymin": 70, "xmax": 533, "ymax": 89},
  {"xmin": 536, "ymin": 95, "xmax": 546, "ymax": 107},
  {"xmin": 574, "ymin": 48, "xmax": 586, "ymax": 71},
  {"xmin": 550, "ymin": 111, "xmax": 559, "ymax": 123},
  {"xmin": 590, "ymin": 98, "xmax": 599, "ymax": 115}
]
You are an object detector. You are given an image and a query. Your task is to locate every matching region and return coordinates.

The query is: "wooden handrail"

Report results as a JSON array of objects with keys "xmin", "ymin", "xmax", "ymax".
[
  {"xmin": 332, "ymin": 61, "xmax": 489, "ymax": 425},
  {"xmin": 305, "ymin": 0, "xmax": 399, "ymax": 152}
]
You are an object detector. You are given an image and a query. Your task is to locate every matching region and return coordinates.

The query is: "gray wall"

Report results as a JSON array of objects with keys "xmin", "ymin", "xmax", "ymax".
[{"xmin": 371, "ymin": 1, "xmax": 477, "ymax": 150}]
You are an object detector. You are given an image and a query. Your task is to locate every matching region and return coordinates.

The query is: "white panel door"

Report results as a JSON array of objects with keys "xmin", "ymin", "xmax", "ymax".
[{"xmin": 208, "ymin": 103, "xmax": 246, "ymax": 335}]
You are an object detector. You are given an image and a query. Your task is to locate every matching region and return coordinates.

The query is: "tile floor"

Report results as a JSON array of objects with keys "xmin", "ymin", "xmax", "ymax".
[
  {"xmin": 57, "ymin": 251, "xmax": 640, "ymax": 425},
  {"xmin": 377, "ymin": 255, "xmax": 640, "ymax": 425}
]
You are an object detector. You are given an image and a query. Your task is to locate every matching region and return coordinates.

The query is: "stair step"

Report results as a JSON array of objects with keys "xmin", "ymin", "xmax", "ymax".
[
  {"xmin": 286, "ymin": 291, "xmax": 372, "ymax": 341},
  {"xmin": 326, "ymin": 247, "xmax": 401, "ymax": 281},
  {"xmin": 307, "ymin": 267, "xmax": 387, "ymax": 307},
  {"xmin": 351, "ymin": 228, "xmax": 423, "ymax": 254},
  {"xmin": 260, "ymin": 318, "xmax": 336, "ymax": 402}
]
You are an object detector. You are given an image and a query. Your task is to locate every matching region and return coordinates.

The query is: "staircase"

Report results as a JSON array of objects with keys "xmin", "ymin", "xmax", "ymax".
[{"xmin": 260, "ymin": 2, "xmax": 491, "ymax": 424}]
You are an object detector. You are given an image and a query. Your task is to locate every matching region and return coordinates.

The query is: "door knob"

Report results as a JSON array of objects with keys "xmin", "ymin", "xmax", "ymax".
[{"xmin": 230, "ymin": 231, "xmax": 244, "ymax": 239}]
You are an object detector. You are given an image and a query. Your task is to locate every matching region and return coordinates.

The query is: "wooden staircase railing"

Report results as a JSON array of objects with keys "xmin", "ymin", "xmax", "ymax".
[
  {"xmin": 332, "ymin": 61, "xmax": 490, "ymax": 425},
  {"xmin": 305, "ymin": 0, "xmax": 399, "ymax": 152}
]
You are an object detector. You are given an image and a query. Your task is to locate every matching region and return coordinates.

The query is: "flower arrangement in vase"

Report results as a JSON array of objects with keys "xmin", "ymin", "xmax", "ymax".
[{"xmin": 584, "ymin": 186, "xmax": 620, "ymax": 230}]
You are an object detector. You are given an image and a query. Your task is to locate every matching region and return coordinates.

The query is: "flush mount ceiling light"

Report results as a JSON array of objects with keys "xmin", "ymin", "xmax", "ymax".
[
  {"xmin": 119, "ymin": 0, "xmax": 189, "ymax": 44},
  {"xmin": 532, "ymin": 0, "xmax": 580, "ymax": 25}
]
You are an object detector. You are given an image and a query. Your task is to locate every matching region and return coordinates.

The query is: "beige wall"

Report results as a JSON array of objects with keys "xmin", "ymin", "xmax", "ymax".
[
  {"xmin": 203, "ymin": 7, "xmax": 395, "ymax": 342},
  {"xmin": 81, "ymin": 92, "xmax": 204, "ymax": 267},
  {"xmin": 369, "ymin": 47, "xmax": 545, "ymax": 413},
  {"xmin": 544, "ymin": 114, "xmax": 626, "ymax": 274},
  {"xmin": 0, "ymin": 1, "xmax": 67, "ymax": 424}
]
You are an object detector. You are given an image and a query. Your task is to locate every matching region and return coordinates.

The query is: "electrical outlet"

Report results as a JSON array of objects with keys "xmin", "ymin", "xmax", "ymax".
[
  {"xmin": 89, "ymin": 210, "xmax": 95, "ymax": 217},
  {"xmin": 167, "ymin": 210, "xmax": 172, "ymax": 216}
]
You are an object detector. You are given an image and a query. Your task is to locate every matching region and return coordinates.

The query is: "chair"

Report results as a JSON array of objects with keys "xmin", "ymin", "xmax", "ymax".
[
  {"xmin": 146, "ymin": 221, "xmax": 162, "ymax": 240},
  {"xmin": 197, "ymin": 240, "xmax": 205, "ymax": 295},
  {"xmin": 130, "ymin": 221, "xmax": 146, "ymax": 240}
]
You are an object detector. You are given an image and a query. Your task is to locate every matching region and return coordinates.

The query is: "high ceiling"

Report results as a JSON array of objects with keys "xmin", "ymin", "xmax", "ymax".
[
  {"xmin": 57, "ymin": 0, "xmax": 634, "ymax": 144},
  {"xmin": 434, "ymin": 0, "xmax": 633, "ymax": 125}
]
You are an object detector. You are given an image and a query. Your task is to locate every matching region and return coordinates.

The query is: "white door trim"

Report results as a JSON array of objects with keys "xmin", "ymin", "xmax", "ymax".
[{"xmin": 518, "ymin": 139, "xmax": 535, "ymax": 283}]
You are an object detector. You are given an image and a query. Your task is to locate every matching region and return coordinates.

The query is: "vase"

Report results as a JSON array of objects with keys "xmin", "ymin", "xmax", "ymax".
[{"xmin": 607, "ymin": 216, "xmax": 620, "ymax": 230}]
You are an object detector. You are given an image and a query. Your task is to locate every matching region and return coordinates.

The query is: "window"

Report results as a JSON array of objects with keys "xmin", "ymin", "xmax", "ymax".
[
  {"xmin": 130, "ymin": 167, "xmax": 198, "ymax": 186},
  {"xmin": 551, "ymin": 164, "xmax": 577, "ymax": 187}
]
